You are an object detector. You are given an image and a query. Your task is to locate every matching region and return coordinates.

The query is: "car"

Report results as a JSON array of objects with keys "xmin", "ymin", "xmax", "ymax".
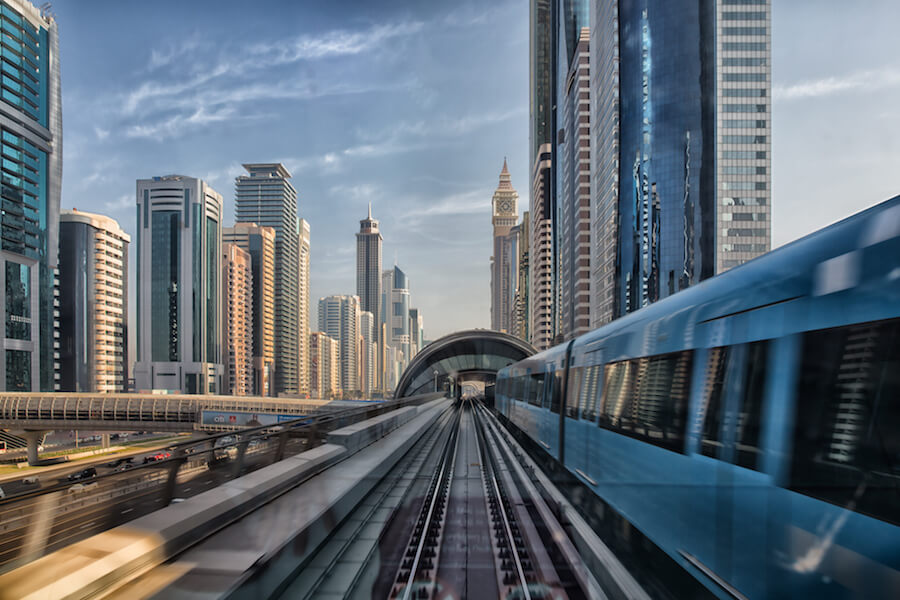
[
  {"xmin": 67, "ymin": 467, "xmax": 97, "ymax": 482},
  {"xmin": 0, "ymin": 485, "xmax": 5, "ymax": 499},
  {"xmin": 106, "ymin": 457, "xmax": 134, "ymax": 468},
  {"xmin": 115, "ymin": 463, "xmax": 134, "ymax": 472},
  {"xmin": 143, "ymin": 451, "xmax": 171, "ymax": 464},
  {"xmin": 21, "ymin": 475, "xmax": 39, "ymax": 485},
  {"xmin": 67, "ymin": 481, "xmax": 98, "ymax": 494}
]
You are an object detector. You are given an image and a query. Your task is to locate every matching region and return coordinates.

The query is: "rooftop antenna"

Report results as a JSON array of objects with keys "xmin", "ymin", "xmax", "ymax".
[{"xmin": 368, "ymin": 202, "xmax": 372, "ymax": 219}]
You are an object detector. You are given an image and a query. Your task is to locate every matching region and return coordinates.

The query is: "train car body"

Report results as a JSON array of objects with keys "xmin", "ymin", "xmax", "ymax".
[{"xmin": 496, "ymin": 196, "xmax": 900, "ymax": 598}]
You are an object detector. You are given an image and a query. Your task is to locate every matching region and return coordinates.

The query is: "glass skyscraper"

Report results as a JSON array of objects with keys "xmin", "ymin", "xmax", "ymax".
[
  {"xmin": 235, "ymin": 163, "xmax": 301, "ymax": 396},
  {"xmin": 0, "ymin": 0, "xmax": 61, "ymax": 392},
  {"xmin": 589, "ymin": 0, "xmax": 771, "ymax": 322},
  {"xmin": 133, "ymin": 175, "xmax": 224, "ymax": 394}
]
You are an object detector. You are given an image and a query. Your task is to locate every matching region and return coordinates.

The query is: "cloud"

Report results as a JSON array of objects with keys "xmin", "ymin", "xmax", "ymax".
[
  {"xmin": 248, "ymin": 21, "xmax": 424, "ymax": 65},
  {"xmin": 94, "ymin": 126, "xmax": 109, "ymax": 140},
  {"xmin": 407, "ymin": 189, "xmax": 491, "ymax": 219},
  {"xmin": 103, "ymin": 194, "xmax": 132, "ymax": 212},
  {"xmin": 124, "ymin": 105, "xmax": 251, "ymax": 140},
  {"xmin": 328, "ymin": 183, "xmax": 380, "ymax": 201},
  {"xmin": 774, "ymin": 66, "xmax": 900, "ymax": 101}
]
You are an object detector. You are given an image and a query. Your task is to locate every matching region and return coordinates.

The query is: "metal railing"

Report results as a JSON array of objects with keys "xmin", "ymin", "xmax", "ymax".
[{"xmin": 0, "ymin": 392, "xmax": 442, "ymax": 574}]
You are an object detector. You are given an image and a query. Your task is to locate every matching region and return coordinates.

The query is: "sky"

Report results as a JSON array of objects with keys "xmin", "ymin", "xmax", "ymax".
[{"xmin": 51, "ymin": 0, "xmax": 900, "ymax": 341}]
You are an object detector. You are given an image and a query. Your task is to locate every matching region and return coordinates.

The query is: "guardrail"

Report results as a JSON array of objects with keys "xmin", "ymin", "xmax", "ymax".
[{"xmin": 0, "ymin": 392, "xmax": 442, "ymax": 574}]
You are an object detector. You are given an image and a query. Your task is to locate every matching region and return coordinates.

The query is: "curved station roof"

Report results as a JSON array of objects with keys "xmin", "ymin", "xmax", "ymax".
[{"xmin": 395, "ymin": 329, "xmax": 536, "ymax": 398}]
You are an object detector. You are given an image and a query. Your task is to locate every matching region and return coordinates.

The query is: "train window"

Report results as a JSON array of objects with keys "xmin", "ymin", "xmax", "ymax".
[
  {"xmin": 599, "ymin": 352, "xmax": 692, "ymax": 453},
  {"xmin": 581, "ymin": 365, "xmax": 603, "ymax": 422},
  {"xmin": 735, "ymin": 341, "xmax": 768, "ymax": 469},
  {"xmin": 528, "ymin": 373, "xmax": 545, "ymax": 407},
  {"xmin": 791, "ymin": 319, "xmax": 900, "ymax": 527},
  {"xmin": 566, "ymin": 367, "xmax": 583, "ymax": 419},
  {"xmin": 549, "ymin": 369, "xmax": 564, "ymax": 414},
  {"xmin": 699, "ymin": 342, "xmax": 769, "ymax": 469},
  {"xmin": 700, "ymin": 347, "xmax": 728, "ymax": 458}
]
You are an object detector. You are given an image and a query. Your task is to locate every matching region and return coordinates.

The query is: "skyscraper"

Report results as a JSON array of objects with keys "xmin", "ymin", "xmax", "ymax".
[
  {"xmin": 134, "ymin": 175, "xmax": 224, "ymax": 393},
  {"xmin": 557, "ymin": 21, "xmax": 592, "ymax": 341},
  {"xmin": 223, "ymin": 223, "xmax": 276, "ymax": 396},
  {"xmin": 309, "ymin": 332, "xmax": 340, "ymax": 399},
  {"xmin": 235, "ymin": 163, "xmax": 300, "ymax": 396},
  {"xmin": 0, "ymin": 0, "xmax": 62, "ymax": 392},
  {"xmin": 530, "ymin": 0, "xmax": 556, "ymax": 351},
  {"xmin": 589, "ymin": 0, "xmax": 772, "ymax": 323},
  {"xmin": 408, "ymin": 307, "xmax": 424, "ymax": 359},
  {"xmin": 513, "ymin": 211, "xmax": 531, "ymax": 342},
  {"xmin": 359, "ymin": 310, "xmax": 376, "ymax": 397},
  {"xmin": 356, "ymin": 204, "xmax": 382, "ymax": 321},
  {"xmin": 223, "ymin": 243, "xmax": 252, "ymax": 396},
  {"xmin": 318, "ymin": 295, "xmax": 359, "ymax": 397},
  {"xmin": 490, "ymin": 160, "xmax": 519, "ymax": 334},
  {"xmin": 298, "ymin": 218, "xmax": 311, "ymax": 396},
  {"xmin": 387, "ymin": 266, "xmax": 410, "ymax": 368},
  {"xmin": 58, "ymin": 210, "xmax": 129, "ymax": 393}
]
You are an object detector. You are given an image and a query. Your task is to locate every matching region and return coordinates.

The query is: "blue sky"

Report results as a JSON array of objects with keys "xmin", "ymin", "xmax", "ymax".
[{"xmin": 53, "ymin": 0, "xmax": 900, "ymax": 340}]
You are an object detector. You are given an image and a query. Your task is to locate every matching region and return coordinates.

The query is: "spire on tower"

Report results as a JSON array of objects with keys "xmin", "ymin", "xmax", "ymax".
[{"xmin": 368, "ymin": 202, "xmax": 372, "ymax": 219}]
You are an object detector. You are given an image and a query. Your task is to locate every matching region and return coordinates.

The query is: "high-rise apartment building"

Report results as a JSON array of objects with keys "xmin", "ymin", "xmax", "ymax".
[
  {"xmin": 529, "ymin": 0, "xmax": 556, "ymax": 351},
  {"xmin": 0, "ymin": 0, "xmax": 62, "ymax": 392},
  {"xmin": 557, "ymin": 21, "xmax": 592, "ymax": 341},
  {"xmin": 589, "ymin": 0, "xmax": 772, "ymax": 323},
  {"xmin": 235, "ymin": 163, "xmax": 300, "ymax": 395},
  {"xmin": 318, "ymin": 295, "xmax": 359, "ymax": 397},
  {"xmin": 223, "ymin": 243, "xmax": 252, "ymax": 396},
  {"xmin": 134, "ymin": 175, "xmax": 224, "ymax": 393},
  {"xmin": 298, "ymin": 218, "xmax": 310, "ymax": 395},
  {"xmin": 512, "ymin": 211, "xmax": 531, "ymax": 342},
  {"xmin": 408, "ymin": 308, "xmax": 424, "ymax": 359},
  {"xmin": 58, "ymin": 210, "xmax": 129, "ymax": 393},
  {"xmin": 359, "ymin": 310, "xmax": 376, "ymax": 397},
  {"xmin": 490, "ymin": 160, "xmax": 519, "ymax": 334},
  {"xmin": 309, "ymin": 332, "xmax": 340, "ymax": 399},
  {"xmin": 223, "ymin": 222, "xmax": 275, "ymax": 396},
  {"xmin": 386, "ymin": 266, "xmax": 410, "ymax": 368}
]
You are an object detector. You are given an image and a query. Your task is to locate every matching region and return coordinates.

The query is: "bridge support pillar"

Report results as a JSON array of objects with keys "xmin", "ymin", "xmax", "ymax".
[
  {"xmin": 102, "ymin": 433, "xmax": 110, "ymax": 449},
  {"xmin": 23, "ymin": 430, "xmax": 45, "ymax": 465}
]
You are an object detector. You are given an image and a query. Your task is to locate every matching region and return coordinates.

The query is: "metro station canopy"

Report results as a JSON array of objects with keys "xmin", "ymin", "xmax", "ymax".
[{"xmin": 395, "ymin": 330, "xmax": 536, "ymax": 398}]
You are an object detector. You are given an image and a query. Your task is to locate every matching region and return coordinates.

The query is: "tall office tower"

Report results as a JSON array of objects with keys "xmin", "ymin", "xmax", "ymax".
[
  {"xmin": 380, "ymin": 270, "xmax": 393, "ymax": 391},
  {"xmin": 223, "ymin": 223, "xmax": 275, "ymax": 396},
  {"xmin": 387, "ymin": 266, "xmax": 411, "ymax": 368},
  {"xmin": 298, "ymin": 218, "xmax": 310, "ymax": 395},
  {"xmin": 134, "ymin": 175, "xmax": 224, "ymax": 393},
  {"xmin": 58, "ymin": 210, "xmax": 129, "ymax": 392},
  {"xmin": 356, "ymin": 204, "xmax": 382, "ymax": 324},
  {"xmin": 408, "ymin": 308, "xmax": 424, "ymax": 359},
  {"xmin": 715, "ymin": 1, "xmax": 772, "ymax": 272},
  {"xmin": 223, "ymin": 243, "xmax": 252, "ymax": 396},
  {"xmin": 359, "ymin": 310, "xmax": 376, "ymax": 397},
  {"xmin": 589, "ymin": 0, "xmax": 619, "ymax": 328},
  {"xmin": 512, "ymin": 211, "xmax": 531, "ymax": 342},
  {"xmin": 235, "ymin": 163, "xmax": 300, "ymax": 396},
  {"xmin": 318, "ymin": 295, "xmax": 359, "ymax": 397},
  {"xmin": 529, "ymin": 0, "xmax": 555, "ymax": 351},
  {"xmin": 309, "ymin": 332, "xmax": 340, "ymax": 399},
  {"xmin": 490, "ymin": 160, "xmax": 519, "ymax": 334},
  {"xmin": 589, "ymin": 0, "xmax": 772, "ymax": 321},
  {"xmin": 0, "ymin": 1, "xmax": 61, "ymax": 392}
]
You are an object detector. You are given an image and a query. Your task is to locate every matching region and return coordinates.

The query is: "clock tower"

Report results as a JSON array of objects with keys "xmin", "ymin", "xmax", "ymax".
[{"xmin": 490, "ymin": 159, "xmax": 520, "ymax": 334}]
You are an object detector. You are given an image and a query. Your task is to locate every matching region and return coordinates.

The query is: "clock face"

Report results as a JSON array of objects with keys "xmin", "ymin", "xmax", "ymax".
[{"xmin": 499, "ymin": 199, "xmax": 512, "ymax": 213}]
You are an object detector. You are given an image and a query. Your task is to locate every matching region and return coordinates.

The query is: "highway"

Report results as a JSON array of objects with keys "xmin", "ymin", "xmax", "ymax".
[{"xmin": 0, "ymin": 435, "xmax": 309, "ymax": 574}]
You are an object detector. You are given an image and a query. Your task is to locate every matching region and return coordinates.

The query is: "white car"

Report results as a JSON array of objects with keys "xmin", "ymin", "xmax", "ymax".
[
  {"xmin": 21, "ymin": 475, "xmax": 39, "ymax": 485},
  {"xmin": 68, "ymin": 482, "xmax": 98, "ymax": 494}
]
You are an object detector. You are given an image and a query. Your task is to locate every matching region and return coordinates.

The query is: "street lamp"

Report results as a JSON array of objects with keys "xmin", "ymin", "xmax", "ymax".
[{"xmin": 433, "ymin": 370, "xmax": 439, "ymax": 393}]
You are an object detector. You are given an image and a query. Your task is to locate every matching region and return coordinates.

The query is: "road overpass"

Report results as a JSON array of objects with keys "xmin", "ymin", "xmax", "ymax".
[{"xmin": 0, "ymin": 393, "xmax": 368, "ymax": 463}]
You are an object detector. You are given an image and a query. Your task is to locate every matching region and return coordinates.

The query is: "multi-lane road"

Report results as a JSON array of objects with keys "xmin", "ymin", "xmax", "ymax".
[{"xmin": 0, "ymin": 434, "xmax": 308, "ymax": 574}]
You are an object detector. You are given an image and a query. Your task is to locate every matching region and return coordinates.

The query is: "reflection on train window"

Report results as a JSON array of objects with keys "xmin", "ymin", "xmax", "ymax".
[
  {"xmin": 700, "ymin": 347, "xmax": 728, "ymax": 458},
  {"xmin": 792, "ymin": 319, "xmax": 900, "ymax": 527},
  {"xmin": 527, "ymin": 373, "xmax": 544, "ymax": 407},
  {"xmin": 549, "ymin": 369, "xmax": 563, "ymax": 414},
  {"xmin": 599, "ymin": 352, "xmax": 692, "ymax": 453},
  {"xmin": 699, "ymin": 342, "xmax": 768, "ymax": 470},
  {"xmin": 581, "ymin": 364, "xmax": 602, "ymax": 423},
  {"xmin": 565, "ymin": 366, "xmax": 582, "ymax": 418},
  {"xmin": 735, "ymin": 341, "xmax": 767, "ymax": 469}
]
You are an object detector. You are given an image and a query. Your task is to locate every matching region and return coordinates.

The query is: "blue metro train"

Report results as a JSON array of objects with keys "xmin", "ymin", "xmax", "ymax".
[{"xmin": 495, "ymin": 196, "xmax": 900, "ymax": 599}]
